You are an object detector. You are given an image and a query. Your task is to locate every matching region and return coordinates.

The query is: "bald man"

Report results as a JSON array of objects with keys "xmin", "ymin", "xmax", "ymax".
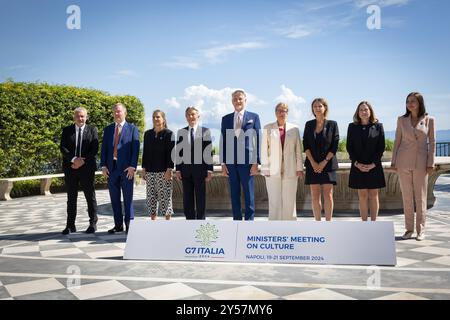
[{"xmin": 60, "ymin": 107, "xmax": 99, "ymax": 235}]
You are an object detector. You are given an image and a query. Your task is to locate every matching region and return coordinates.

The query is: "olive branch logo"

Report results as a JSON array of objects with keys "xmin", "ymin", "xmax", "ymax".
[{"xmin": 195, "ymin": 223, "xmax": 219, "ymax": 246}]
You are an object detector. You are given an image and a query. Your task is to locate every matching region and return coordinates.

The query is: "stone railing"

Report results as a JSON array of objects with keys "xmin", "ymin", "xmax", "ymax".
[
  {"xmin": 2, "ymin": 159, "xmax": 450, "ymax": 213},
  {"xmin": 171, "ymin": 157, "xmax": 450, "ymax": 212}
]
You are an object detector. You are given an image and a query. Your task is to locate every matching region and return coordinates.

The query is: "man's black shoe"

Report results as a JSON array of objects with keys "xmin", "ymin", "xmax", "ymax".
[{"xmin": 108, "ymin": 226, "xmax": 124, "ymax": 234}]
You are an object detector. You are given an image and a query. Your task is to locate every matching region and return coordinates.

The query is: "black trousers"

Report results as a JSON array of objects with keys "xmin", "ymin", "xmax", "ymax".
[
  {"xmin": 64, "ymin": 165, "xmax": 98, "ymax": 227},
  {"xmin": 182, "ymin": 174, "xmax": 206, "ymax": 220}
]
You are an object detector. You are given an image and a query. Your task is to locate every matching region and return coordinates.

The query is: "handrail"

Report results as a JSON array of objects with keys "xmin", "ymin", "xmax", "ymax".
[{"xmin": 437, "ymin": 142, "xmax": 450, "ymax": 157}]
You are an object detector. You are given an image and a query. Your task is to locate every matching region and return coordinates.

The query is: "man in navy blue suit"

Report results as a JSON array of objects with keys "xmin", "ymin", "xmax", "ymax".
[
  {"xmin": 220, "ymin": 90, "xmax": 261, "ymax": 220},
  {"xmin": 100, "ymin": 103, "xmax": 140, "ymax": 234}
]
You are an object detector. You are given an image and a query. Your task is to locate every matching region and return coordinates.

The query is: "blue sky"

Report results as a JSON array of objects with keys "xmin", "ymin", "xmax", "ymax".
[{"xmin": 1, "ymin": 0, "xmax": 450, "ymax": 143}]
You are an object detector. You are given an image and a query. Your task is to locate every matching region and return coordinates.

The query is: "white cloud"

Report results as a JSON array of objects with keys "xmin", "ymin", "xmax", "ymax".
[
  {"xmin": 298, "ymin": 0, "xmax": 353, "ymax": 12},
  {"xmin": 117, "ymin": 70, "xmax": 137, "ymax": 77},
  {"xmin": 164, "ymin": 97, "xmax": 181, "ymax": 108},
  {"xmin": 6, "ymin": 65, "xmax": 29, "ymax": 71},
  {"xmin": 274, "ymin": 85, "xmax": 306, "ymax": 123},
  {"xmin": 380, "ymin": 17, "xmax": 406, "ymax": 27},
  {"xmin": 272, "ymin": 0, "xmax": 410, "ymax": 40},
  {"xmin": 355, "ymin": 0, "xmax": 410, "ymax": 8},
  {"xmin": 162, "ymin": 57, "xmax": 200, "ymax": 70},
  {"xmin": 163, "ymin": 85, "xmax": 266, "ymax": 125},
  {"xmin": 277, "ymin": 25, "xmax": 313, "ymax": 39},
  {"xmin": 109, "ymin": 69, "xmax": 138, "ymax": 79},
  {"xmin": 275, "ymin": 85, "xmax": 306, "ymax": 105},
  {"xmin": 202, "ymin": 41, "xmax": 266, "ymax": 64},
  {"xmin": 163, "ymin": 41, "xmax": 266, "ymax": 69}
]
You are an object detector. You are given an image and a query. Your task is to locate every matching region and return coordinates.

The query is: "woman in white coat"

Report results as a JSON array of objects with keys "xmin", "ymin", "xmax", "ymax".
[{"xmin": 261, "ymin": 103, "xmax": 304, "ymax": 220}]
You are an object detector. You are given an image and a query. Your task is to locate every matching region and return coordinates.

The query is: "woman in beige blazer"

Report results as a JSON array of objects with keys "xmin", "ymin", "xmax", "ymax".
[
  {"xmin": 391, "ymin": 92, "xmax": 436, "ymax": 241},
  {"xmin": 261, "ymin": 103, "xmax": 304, "ymax": 220}
]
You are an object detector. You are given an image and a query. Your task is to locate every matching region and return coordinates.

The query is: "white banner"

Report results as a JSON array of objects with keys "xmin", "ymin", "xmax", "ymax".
[
  {"xmin": 235, "ymin": 221, "xmax": 396, "ymax": 266},
  {"xmin": 124, "ymin": 220, "xmax": 238, "ymax": 262},
  {"xmin": 124, "ymin": 220, "xmax": 396, "ymax": 266}
]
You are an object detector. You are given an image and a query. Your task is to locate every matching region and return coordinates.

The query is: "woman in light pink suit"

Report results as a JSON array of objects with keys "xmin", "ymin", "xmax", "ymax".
[{"xmin": 391, "ymin": 92, "xmax": 436, "ymax": 241}]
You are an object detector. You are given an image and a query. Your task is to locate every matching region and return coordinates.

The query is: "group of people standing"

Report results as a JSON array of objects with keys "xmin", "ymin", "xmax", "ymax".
[{"xmin": 60, "ymin": 91, "xmax": 435, "ymax": 241}]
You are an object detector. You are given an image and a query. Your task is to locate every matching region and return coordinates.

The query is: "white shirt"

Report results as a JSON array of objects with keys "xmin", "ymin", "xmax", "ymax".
[
  {"xmin": 115, "ymin": 120, "xmax": 126, "ymax": 132},
  {"xmin": 188, "ymin": 124, "xmax": 199, "ymax": 144},
  {"xmin": 220, "ymin": 111, "xmax": 245, "ymax": 166},
  {"xmin": 102, "ymin": 120, "xmax": 134, "ymax": 170},
  {"xmin": 234, "ymin": 111, "xmax": 244, "ymax": 130},
  {"xmin": 72, "ymin": 124, "xmax": 86, "ymax": 163},
  {"xmin": 177, "ymin": 124, "xmax": 212, "ymax": 174},
  {"xmin": 113, "ymin": 121, "xmax": 126, "ymax": 161}
]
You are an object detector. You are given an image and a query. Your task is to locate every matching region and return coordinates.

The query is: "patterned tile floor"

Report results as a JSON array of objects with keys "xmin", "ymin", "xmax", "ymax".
[{"xmin": 0, "ymin": 175, "xmax": 450, "ymax": 300}]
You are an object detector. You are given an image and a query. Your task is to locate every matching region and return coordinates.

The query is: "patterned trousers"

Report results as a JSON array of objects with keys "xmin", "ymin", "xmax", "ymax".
[{"xmin": 146, "ymin": 172, "xmax": 174, "ymax": 216}]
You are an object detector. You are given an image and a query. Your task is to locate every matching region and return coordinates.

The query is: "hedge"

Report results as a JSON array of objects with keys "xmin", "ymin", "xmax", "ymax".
[{"xmin": 0, "ymin": 80, "xmax": 145, "ymax": 178}]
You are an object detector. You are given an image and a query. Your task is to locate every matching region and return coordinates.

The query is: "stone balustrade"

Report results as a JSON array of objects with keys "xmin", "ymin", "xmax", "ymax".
[
  {"xmin": 172, "ymin": 157, "xmax": 450, "ymax": 212},
  {"xmin": 2, "ymin": 158, "xmax": 450, "ymax": 213}
]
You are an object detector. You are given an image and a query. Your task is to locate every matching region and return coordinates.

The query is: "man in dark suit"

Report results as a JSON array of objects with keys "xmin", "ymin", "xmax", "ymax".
[
  {"xmin": 60, "ymin": 107, "xmax": 99, "ymax": 234},
  {"xmin": 220, "ymin": 90, "xmax": 261, "ymax": 220},
  {"xmin": 175, "ymin": 107, "xmax": 213, "ymax": 220},
  {"xmin": 100, "ymin": 103, "xmax": 140, "ymax": 234}
]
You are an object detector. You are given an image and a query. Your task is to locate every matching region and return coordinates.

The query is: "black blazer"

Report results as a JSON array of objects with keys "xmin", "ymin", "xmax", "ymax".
[
  {"xmin": 346, "ymin": 122, "xmax": 385, "ymax": 166},
  {"xmin": 142, "ymin": 129, "xmax": 175, "ymax": 172},
  {"xmin": 303, "ymin": 119, "xmax": 339, "ymax": 172},
  {"xmin": 60, "ymin": 124, "xmax": 99, "ymax": 171},
  {"xmin": 176, "ymin": 126, "xmax": 213, "ymax": 178}
]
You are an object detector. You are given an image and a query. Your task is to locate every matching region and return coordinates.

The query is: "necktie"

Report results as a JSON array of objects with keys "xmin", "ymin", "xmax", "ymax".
[
  {"xmin": 235, "ymin": 114, "xmax": 242, "ymax": 136},
  {"xmin": 113, "ymin": 124, "xmax": 121, "ymax": 159},
  {"xmin": 76, "ymin": 127, "xmax": 82, "ymax": 157},
  {"xmin": 190, "ymin": 128, "xmax": 195, "ymax": 164}
]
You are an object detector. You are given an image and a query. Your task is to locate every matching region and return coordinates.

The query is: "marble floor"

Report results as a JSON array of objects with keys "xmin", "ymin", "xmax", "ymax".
[{"xmin": 0, "ymin": 176, "xmax": 450, "ymax": 300}]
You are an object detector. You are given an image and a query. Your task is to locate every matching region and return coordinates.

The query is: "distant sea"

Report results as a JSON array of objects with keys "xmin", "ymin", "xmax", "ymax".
[
  {"xmin": 384, "ymin": 130, "xmax": 450, "ymax": 143},
  {"xmin": 341, "ymin": 130, "xmax": 450, "ymax": 156},
  {"xmin": 383, "ymin": 130, "xmax": 450, "ymax": 156}
]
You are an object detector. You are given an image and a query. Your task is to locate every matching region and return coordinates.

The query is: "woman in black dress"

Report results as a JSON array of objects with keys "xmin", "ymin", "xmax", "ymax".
[
  {"xmin": 303, "ymin": 98, "xmax": 339, "ymax": 221},
  {"xmin": 346, "ymin": 101, "xmax": 386, "ymax": 221}
]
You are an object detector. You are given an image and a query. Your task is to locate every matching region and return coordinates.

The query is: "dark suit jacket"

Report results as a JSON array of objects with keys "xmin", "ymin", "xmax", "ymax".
[
  {"xmin": 100, "ymin": 122, "xmax": 140, "ymax": 172},
  {"xmin": 346, "ymin": 122, "xmax": 385, "ymax": 166},
  {"xmin": 303, "ymin": 119, "xmax": 339, "ymax": 172},
  {"xmin": 60, "ymin": 124, "xmax": 99, "ymax": 171},
  {"xmin": 176, "ymin": 126, "xmax": 213, "ymax": 179},
  {"xmin": 142, "ymin": 128, "xmax": 175, "ymax": 172},
  {"xmin": 220, "ymin": 110, "xmax": 261, "ymax": 165}
]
